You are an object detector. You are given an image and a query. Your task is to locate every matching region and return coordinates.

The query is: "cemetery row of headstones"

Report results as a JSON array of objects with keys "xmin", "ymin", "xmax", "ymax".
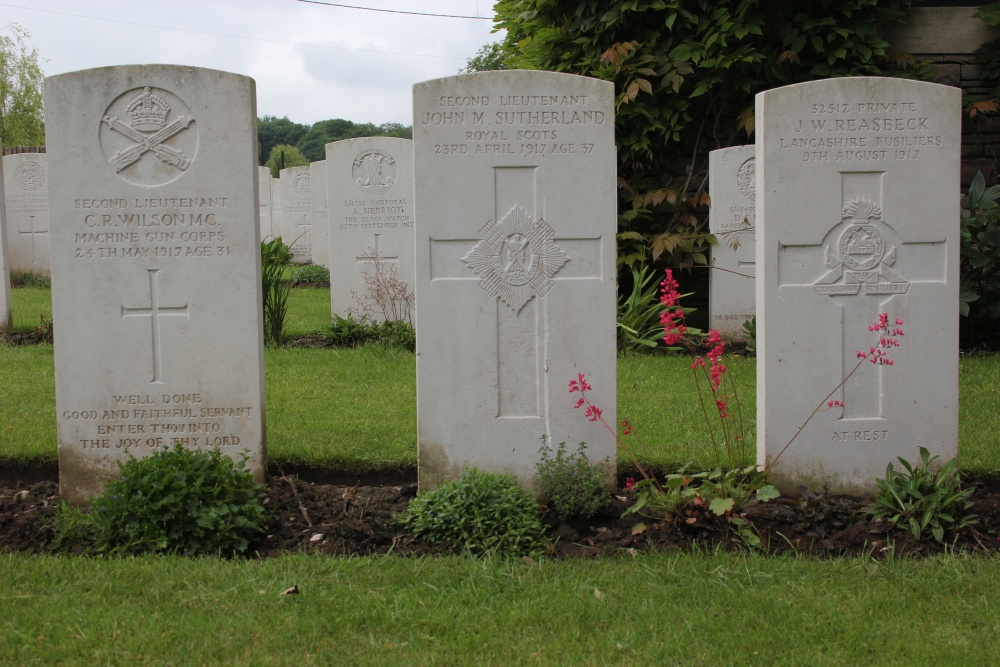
[{"xmin": 5, "ymin": 63, "xmax": 958, "ymax": 503}]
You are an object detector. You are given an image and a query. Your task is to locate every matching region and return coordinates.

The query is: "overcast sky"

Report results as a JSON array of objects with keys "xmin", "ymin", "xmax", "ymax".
[{"xmin": 3, "ymin": 0, "xmax": 502, "ymax": 126}]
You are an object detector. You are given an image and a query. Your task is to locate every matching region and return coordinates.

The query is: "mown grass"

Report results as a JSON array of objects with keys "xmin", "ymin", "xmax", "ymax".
[
  {"xmin": 2, "ymin": 550, "xmax": 999, "ymax": 665},
  {"xmin": 3, "ymin": 285, "xmax": 1000, "ymax": 474}
]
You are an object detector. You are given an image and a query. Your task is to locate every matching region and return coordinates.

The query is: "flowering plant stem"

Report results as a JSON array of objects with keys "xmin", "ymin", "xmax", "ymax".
[{"xmin": 765, "ymin": 313, "xmax": 904, "ymax": 472}]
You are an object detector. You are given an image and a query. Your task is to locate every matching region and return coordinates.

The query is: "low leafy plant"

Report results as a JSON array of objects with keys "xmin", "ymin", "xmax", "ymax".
[
  {"xmin": 290, "ymin": 263, "xmax": 331, "ymax": 287},
  {"xmin": 55, "ymin": 443, "xmax": 268, "ymax": 557},
  {"xmin": 327, "ymin": 313, "xmax": 416, "ymax": 351},
  {"xmin": 741, "ymin": 316, "xmax": 756, "ymax": 355},
  {"xmin": 866, "ymin": 447, "xmax": 977, "ymax": 543},
  {"xmin": 617, "ymin": 264, "xmax": 666, "ymax": 352},
  {"xmin": 960, "ymin": 171, "xmax": 1000, "ymax": 348},
  {"xmin": 375, "ymin": 319, "xmax": 416, "ymax": 351},
  {"xmin": 262, "ymin": 237, "xmax": 293, "ymax": 346},
  {"xmin": 9, "ymin": 271, "xmax": 51, "ymax": 288},
  {"xmin": 397, "ymin": 468, "xmax": 546, "ymax": 558},
  {"xmin": 536, "ymin": 437, "xmax": 609, "ymax": 521},
  {"xmin": 626, "ymin": 465, "xmax": 778, "ymax": 547},
  {"xmin": 327, "ymin": 313, "xmax": 376, "ymax": 348}
]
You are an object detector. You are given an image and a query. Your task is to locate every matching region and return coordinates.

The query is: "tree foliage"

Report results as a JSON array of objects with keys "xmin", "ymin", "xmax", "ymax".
[
  {"xmin": 264, "ymin": 144, "xmax": 309, "ymax": 177},
  {"xmin": 258, "ymin": 116, "xmax": 412, "ymax": 164},
  {"xmin": 461, "ymin": 41, "xmax": 513, "ymax": 73},
  {"xmin": 494, "ymin": 0, "xmax": 923, "ymax": 266},
  {"xmin": 0, "ymin": 22, "xmax": 45, "ymax": 147}
]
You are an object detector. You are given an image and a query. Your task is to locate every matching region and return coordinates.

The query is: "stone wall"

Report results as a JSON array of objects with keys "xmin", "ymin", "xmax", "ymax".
[{"xmin": 888, "ymin": 6, "xmax": 1000, "ymax": 185}]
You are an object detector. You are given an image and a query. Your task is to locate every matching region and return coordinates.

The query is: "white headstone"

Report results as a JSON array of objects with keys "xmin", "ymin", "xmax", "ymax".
[
  {"xmin": 45, "ymin": 65, "xmax": 267, "ymax": 503},
  {"xmin": 326, "ymin": 137, "xmax": 414, "ymax": 320},
  {"xmin": 310, "ymin": 160, "xmax": 330, "ymax": 268},
  {"xmin": 0, "ymin": 144, "xmax": 10, "ymax": 331},
  {"xmin": 258, "ymin": 166, "xmax": 273, "ymax": 240},
  {"xmin": 756, "ymin": 77, "xmax": 960, "ymax": 495},
  {"xmin": 3, "ymin": 153, "xmax": 51, "ymax": 278},
  {"xmin": 271, "ymin": 176, "xmax": 282, "ymax": 241},
  {"xmin": 278, "ymin": 165, "xmax": 312, "ymax": 263},
  {"xmin": 708, "ymin": 146, "xmax": 755, "ymax": 341},
  {"xmin": 413, "ymin": 71, "xmax": 617, "ymax": 491}
]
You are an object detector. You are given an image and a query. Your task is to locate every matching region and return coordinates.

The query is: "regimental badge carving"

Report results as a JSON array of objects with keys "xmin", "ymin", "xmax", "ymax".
[
  {"xmin": 737, "ymin": 157, "xmax": 755, "ymax": 201},
  {"xmin": 99, "ymin": 86, "xmax": 198, "ymax": 186},
  {"xmin": 352, "ymin": 148, "xmax": 397, "ymax": 195},
  {"xmin": 462, "ymin": 204, "xmax": 570, "ymax": 313},
  {"xmin": 813, "ymin": 197, "xmax": 909, "ymax": 296},
  {"xmin": 14, "ymin": 159, "xmax": 45, "ymax": 192},
  {"xmin": 293, "ymin": 171, "xmax": 311, "ymax": 194}
]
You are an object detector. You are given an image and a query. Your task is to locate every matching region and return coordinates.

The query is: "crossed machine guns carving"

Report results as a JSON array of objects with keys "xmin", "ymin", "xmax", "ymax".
[{"xmin": 102, "ymin": 107, "xmax": 195, "ymax": 173}]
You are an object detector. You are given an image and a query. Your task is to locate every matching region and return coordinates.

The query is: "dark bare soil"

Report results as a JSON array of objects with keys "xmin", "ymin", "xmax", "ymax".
[{"xmin": 3, "ymin": 466, "xmax": 1000, "ymax": 559}]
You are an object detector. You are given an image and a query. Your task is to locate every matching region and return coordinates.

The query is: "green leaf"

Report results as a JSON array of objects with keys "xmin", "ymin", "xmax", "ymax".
[
  {"xmin": 756, "ymin": 485, "xmax": 780, "ymax": 502},
  {"xmin": 709, "ymin": 497, "xmax": 735, "ymax": 516}
]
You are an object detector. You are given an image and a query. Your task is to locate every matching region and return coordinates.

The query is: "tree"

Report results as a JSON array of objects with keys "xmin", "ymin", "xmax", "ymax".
[
  {"xmin": 460, "ymin": 41, "xmax": 512, "ymax": 73},
  {"xmin": 0, "ymin": 22, "xmax": 44, "ymax": 147},
  {"xmin": 264, "ymin": 144, "xmax": 309, "ymax": 177},
  {"xmin": 495, "ymin": 1, "xmax": 922, "ymax": 267},
  {"xmin": 257, "ymin": 116, "xmax": 308, "ymax": 166}
]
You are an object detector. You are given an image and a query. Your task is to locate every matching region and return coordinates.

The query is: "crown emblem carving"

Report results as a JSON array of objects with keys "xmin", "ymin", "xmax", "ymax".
[{"xmin": 126, "ymin": 87, "xmax": 170, "ymax": 131}]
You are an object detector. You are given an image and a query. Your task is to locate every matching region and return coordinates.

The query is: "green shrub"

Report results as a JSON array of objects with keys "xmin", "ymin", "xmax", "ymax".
[
  {"xmin": 262, "ymin": 237, "xmax": 293, "ymax": 346},
  {"xmin": 374, "ymin": 319, "xmax": 415, "ymax": 351},
  {"xmin": 327, "ymin": 313, "xmax": 416, "ymax": 351},
  {"xmin": 536, "ymin": 438, "xmax": 609, "ymax": 521},
  {"xmin": 59, "ymin": 443, "xmax": 268, "ymax": 557},
  {"xmin": 9, "ymin": 271, "xmax": 51, "ymax": 288},
  {"xmin": 617, "ymin": 264, "xmax": 665, "ymax": 353},
  {"xmin": 397, "ymin": 469, "xmax": 546, "ymax": 557},
  {"xmin": 290, "ymin": 263, "xmax": 331, "ymax": 287},
  {"xmin": 866, "ymin": 447, "xmax": 977, "ymax": 543},
  {"xmin": 960, "ymin": 171, "xmax": 1000, "ymax": 348}
]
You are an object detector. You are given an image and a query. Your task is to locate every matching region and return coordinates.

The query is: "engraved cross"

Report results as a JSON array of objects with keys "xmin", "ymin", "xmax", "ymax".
[
  {"xmin": 356, "ymin": 233, "xmax": 400, "ymax": 279},
  {"xmin": 776, "ymin": 172, "xmax": 945, "ymax": 419},
  {"xmin": 18, "ymin": 215, "xmax": 47, "ymax": 264},
  {"xmin": 428, "ymin": 166, "xmax": 603, "ymax": 419},
  {"xmin": 121, "ymin": 269, "xmax": 189, "ymax": 384}
]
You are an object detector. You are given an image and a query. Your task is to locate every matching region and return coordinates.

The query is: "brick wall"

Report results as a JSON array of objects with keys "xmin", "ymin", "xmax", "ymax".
[{"xmin": 888, "ymin": 6, "xmax": 1000, "ymax": 186}]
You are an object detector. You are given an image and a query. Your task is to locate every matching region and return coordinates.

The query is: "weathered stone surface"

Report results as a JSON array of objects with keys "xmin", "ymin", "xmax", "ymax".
[
  {"xmin": 278, "ymin": 165, "xmax": 312, "ymax": 263},
  {"xmin": 45, "ymin": 65, "xmax": 266, "ymax": 503},
  {"xmin": 325, "ymin": 137, "xmax": 414, "ymax": 320},
  {"xmin": 3, "ymin": 153, "xmax": 50, "ymax": 277},
  {"xmin": 413, "ymin": 71, "xmax": 617, "ymax": 491},
  {"xmin": 310, "ymin": 160, "xmax": 330, "ymax": 268},
  {"xmin": 708, "ymin": 145, "xmax": 756, "ymax": 341},
  {"xmin": 258, "ymin": 166, "xmax": 273, "ymax": 240},
  {"xmin": 756, "ymin": 77, "xmax": 960, "ymax": 495},
  {"xmin": 0, "ymin": 143, "xmax": 10, "ymax": 331}
]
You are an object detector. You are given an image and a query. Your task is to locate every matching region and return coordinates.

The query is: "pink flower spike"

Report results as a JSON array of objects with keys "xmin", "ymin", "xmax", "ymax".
[{"xmin": 574, "ymin": 397, "xmax": 585, "ymax": 408}]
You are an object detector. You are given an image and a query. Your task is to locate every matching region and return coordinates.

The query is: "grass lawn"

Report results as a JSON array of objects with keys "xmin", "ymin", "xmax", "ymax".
[
  {"xmin": 3, "ymin": 285, "xmax": 1000, "ymax": 473},
  {"xmin": 4, "ymin": 285, "xmax": 1000, "ymax": 665},
  {"xmin": 2, "ymin": 550, "xmax": 999, "ymax": 665}
]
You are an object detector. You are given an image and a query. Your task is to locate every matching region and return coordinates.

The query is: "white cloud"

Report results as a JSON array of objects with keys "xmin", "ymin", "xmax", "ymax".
[{"xmin": 7, "ymin": 0, "xmax": 502, "ymax": 125}]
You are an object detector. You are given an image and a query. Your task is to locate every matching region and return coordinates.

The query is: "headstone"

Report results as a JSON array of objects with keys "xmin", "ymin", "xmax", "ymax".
[
  {"xmin": 271, "ymin": 176, "xmax": 283, "ymax": 242},
  {"xmin": 0, "ymin": 143, "xmax": 10, "ymax": 331},
  {"xmin": 310, "ymin": 160, "xmax": 330, "ymax": 268},
  {"xmin": 708, "ymin": 146, "xmax": 755, "ymax": 341},
  {"xmin": 258, "ymin": 166, "xmax": 273, "ymax": 240},
  {"xmin": 756, "ymin": 77, "xmax": 960, "ymax": 495},
  {"xmin": 326, "ymin": 137, "xmax": 414, "ymax": 320},
  {"xmin": 3, "ymin": 153, "xmax": 51, "ymax": 277},
  {"xmin": 413, "ymin": 71, "xmax": 617, "ymax": 491},
  {"xmin": 45, "ymin": 65, "xmax": 267, "ymax": 504},
  {"xmin": 278, "ymin": 165, "xmax": 312, "ymax": 263}
]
